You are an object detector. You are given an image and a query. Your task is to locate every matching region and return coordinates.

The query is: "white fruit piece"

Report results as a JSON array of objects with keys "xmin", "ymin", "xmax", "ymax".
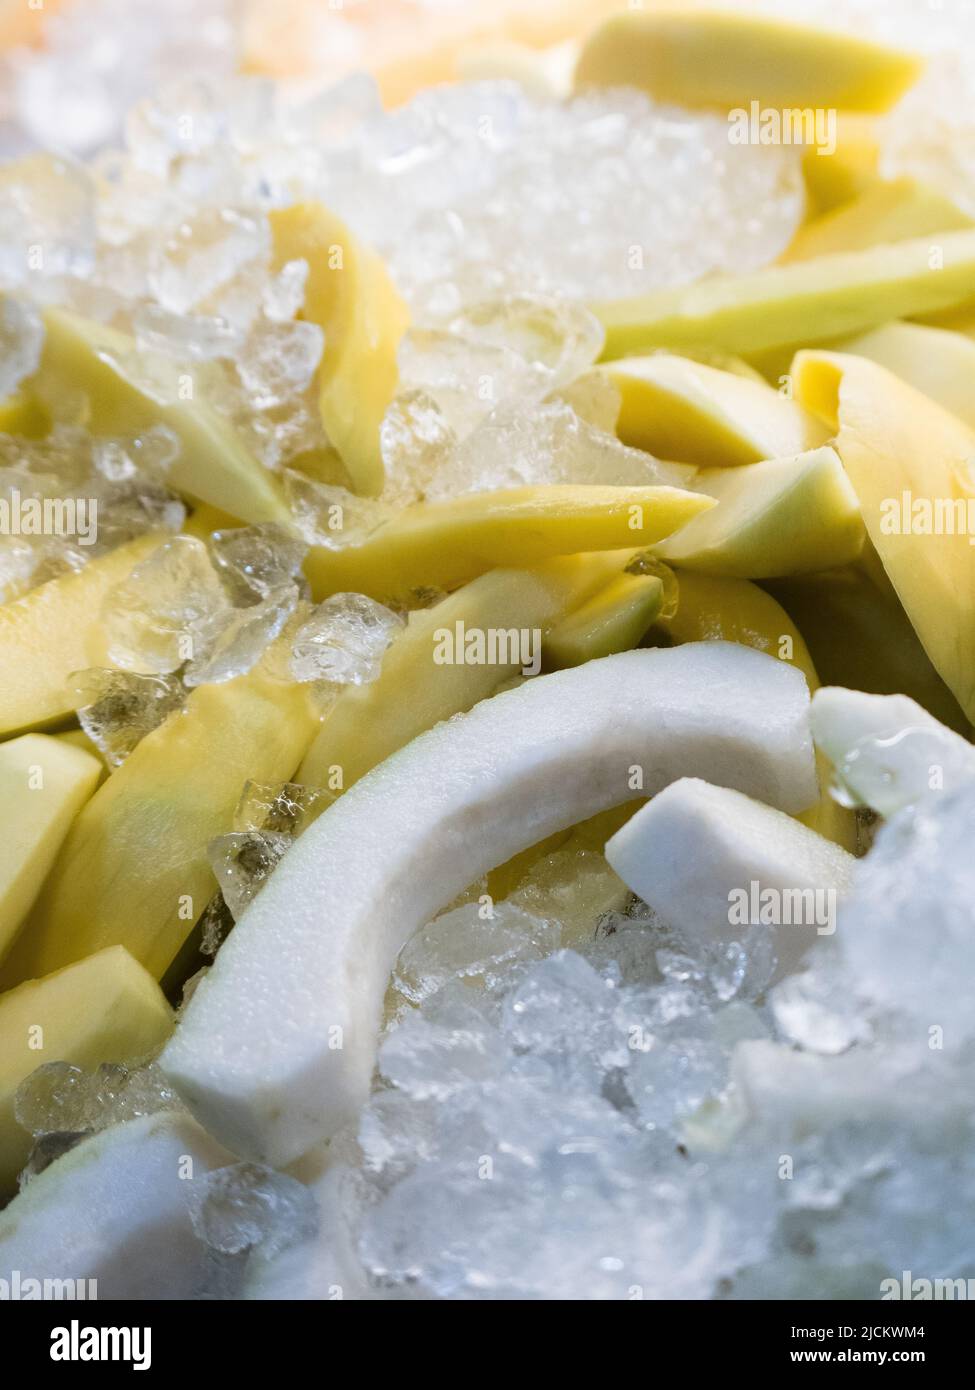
[
  {"xmin": 811, "ymin": 686, "xmax": 975, "ymax": 817},
  {"xmin": 0, "ymin": 1113, "xmax": 234, "ymax": 1300},
  {"xmin": 163, "ymin": 642, "xmax": 818, "ymax": 1167},
  {"xmin": 605, "ymin": 777, "xmax": 855, "ymax": 979}
]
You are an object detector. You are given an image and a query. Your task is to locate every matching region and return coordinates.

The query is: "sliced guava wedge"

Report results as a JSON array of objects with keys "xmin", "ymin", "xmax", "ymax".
[{"xmin": 162, "ymin": 642, "xmax": 818, "ymax": 1166}]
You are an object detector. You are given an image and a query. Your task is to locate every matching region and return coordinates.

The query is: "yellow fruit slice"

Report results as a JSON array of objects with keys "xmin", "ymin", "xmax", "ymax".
[
  {"xmin": 0, "ymin": 534, "xmax": 162, "ymax": 738},
  {"xmin": 297, "ymin": 551, "xmax": 638, "ymax": 792},
  {"xmin": 0, "ymin": 658, "xmax": 320, "ymax": 988},
  {"xmin": 607, "ymin": 354, "xmax": 828, "ymax": 466},
  {"xmin": 0, "ymin": 945, "xmax": 172, "ymax": 1195},
  {"xmin": 767, "ymin": 561, "xmax": 970, "ymax": 735},
  {"xmin": 594, "ymin": 229, "xmax": 975, "ymax": 361},
  {"xmin": 781, "ymin": 177, "xmax": 973, "ymax": 263},
  {"xmin": 269, "ymin": 203, "xmax": 410, "ymax": 498},
  {"xmin": 25, "ymin": 305, "xmax": 291, "ymax": 526},
  {"xmin": 544, "ymin": 570, "xmax": 664, "ymax": 668},
  {"xmin": 655, "ymin": 446, "xmax": 865, "ymax": 578},
  {"xmin": 801, "ymin": 113, "xmax": 881, "ymax": 215},
  {"xmin": 304, "ymin": 485, "xmax": 712, "ymax": 603},
  {"xmin": 0, "ymin": 735, "xmax": 101, "ymax": 967},
  {"xmin": 839, "ymin": 321, "xmax": 975, "ymax": 430},
  {"xmin": 794, "ymin": 350, "xmax": 975, "ymax": 724},
  {"xmin": 656, "ymin": 569, "xmax": 855, "ymax": 850},
  {"xmin": 0, "ymin": 389, "xmax": 49, "ymax": 437},
  {"xmin": 574, "ymin": 11, "xmax": 922, "ymax": 114}
]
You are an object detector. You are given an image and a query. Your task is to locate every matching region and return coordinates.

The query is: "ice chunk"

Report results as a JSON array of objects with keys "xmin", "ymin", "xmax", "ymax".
[
  {"xmin": 148, "ymin": 207, "xmax": 269, "ymax": 316},
  {"xmin": 882, "ymin": 51, "xmax": 975, "ymax": 219},
  {"xmin": 188, "ymin": 1162, "xmax": 318, "ymax": 1258},
  {"xmin": 393, "ymin": 900, "xmax": 560, "ymax": 1006},
  {"xmin": 207, "ymin": 830, "xmax": 292, "ymax": 921},
  {"xmin": 102, "ymin": 535, "xmax": 231, "ymax": 674},
  {"xmin": 182, "ymin": 585, "xmax": 299, "ymax": 687},
  {"xmin": 380, "ymin": 988, "xmax": 510, "ymax": 1102},
  {"xmin": 233, "ymin": 780, "xmax": 336, "ymax": 836},
  {"xmin": 509, "ymin": 848, "xmax": 629, "ymax": 949},
  {"xmin": 14, "ymin": 1062, "xmax": 90, "ymax": 1137},
  {"xmin": 449, "ymin": 295, "xmax": 605, "ymax": 396},
  {"xmin": 425, "ymin": 400, "xmax": 692, "ymax": 500},
  {"xmin": 209, "ymin": 524, "xmax": 308, "ymax": 605},
  {"xmin": 235, "ymin": 319, "xmax": 325, "ymax": 411},
  {"xmin": 502, "ymin": 951, "xmax": 629, "ymax": 1087},
  {"xmin": 198, "ymin": 894, "xmax": 234, "ymax": 959},
  {"xmin": 73, "ymin": 666, "xmax": 186, "ymax": 767},
  {"xmin": 379, "ymin": 388, "xmax": 456, "ymax": 506},
  {"xmin": 132, "ymin": 302, "xmax": 244, "ymax": 361},
  {"xmin": 82, "ymin": 1060, "xmax": 180, "ymax": 1130},
  {"xmin": 0, "ymin": 154, "xmax": 96, "ymax": 288},
  {"xmin": 289, "ymin": 593, "xmax": 404, "ymax": 685},
  {"xmin": 283, "ymin": 471, "xmax": 392, "ymax": 549},
  {"xmin": 0, "ymin": 297, "xmax": 44, "ymax": 399},
  {"xmin": 262, "ymin": 259, "xmax": 308, "ymax": 322}
]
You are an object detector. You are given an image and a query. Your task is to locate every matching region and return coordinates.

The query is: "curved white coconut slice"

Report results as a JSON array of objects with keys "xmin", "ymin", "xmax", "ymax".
[
  {"xmin": 605, "ymin": 777, "xmax": 855, "ymax": 979},
  {"xmin": 811, "ymin": 686, "xmax": 975, "ymax": 817},
  {"xmin": 0, "ymin": 1113, "xmax": 233, "ymax": 1300},
  {"xmin": 163, "ymin": 643, "xmax": 818, "ymax": 1166}
]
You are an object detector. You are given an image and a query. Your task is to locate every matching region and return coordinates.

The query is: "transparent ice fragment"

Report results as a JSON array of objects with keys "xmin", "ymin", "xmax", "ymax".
[
  {"xmin": 262, "ymin": 259, "xmax": 308, "ymax": 322},
  {"xmin": 183, "ymin": 584, "xmax": 298, "ymax": 687},
  {"xmin": 236, "ymin": 319, "xmax": 325, "ymax": 411},
  {"xmin": 425, "ymin": 399, "xmax": 691, "ymax": 500},
  {"xmin": 82, "ymin": 1060, "xmax": 179, "ymax": 1130},
  {"xmin": 207, "ymin": 830, "xmax": 291, "ymax": 920},
  {"xmin": 90, "ymin": 424, "xmax": 180, "ymax": 484},
  {"xmin": 283, "ymin": 470, "xmax": 392, "ymax": 549},
  {"xmin": 132, "ymin": 302, "xmax": 244, "ymax": 361},
  {"xmin": 394, "ymin": 900, "xmax": 561, "ymax": 1006},
  {"xmin": 199, "ymin": 894, "xmax": 234, "ymax": 958},
  {"xmin": 233, "ymin": 780, "xmax": 335, "ymax": 836},
  {"xmin": 379, "ymin": 388, "xmax": 456, "ymax": 506},
  {"xmin": 73, "ymin": 666, "xmax": 186, "ymax": 767},
  {"xmin": 148, "ymin": 207, "xmax": 269, "ymax": 316},
  {"xmin": 102, "ymin": 535, "xmax": 231, "ymax": 674},
  {"xmin": 289, "ymin": 593, "xmax": 404, "ymax": 685},
  {"xmin": 209, "ymin": 523, "xmax": 308, "ymax": 605},
  {"xmin": 189, "ymin": 1162, "xmax": 318, "ymax": 1258},
  {"xmin": 0, "ymin": 296, "xmax": 44, "ymax": 399},
  {"xmin": 557, "ymin": 368, "xmax": 622, "ymax": 434},
  {"xmin": 380, "ymin": 989, "xmax": 510, "ymax": 1102},
  {"xmin": 14, "ymin": 1062, "xmax": 89, "ymax": 1137},
  {"xmin": 0, "ymin": 154, "xmax": 96, "ymax": 289},
  {"xmin": 449, "ymin": 294, "xmax": 605, "ymax": 396}
]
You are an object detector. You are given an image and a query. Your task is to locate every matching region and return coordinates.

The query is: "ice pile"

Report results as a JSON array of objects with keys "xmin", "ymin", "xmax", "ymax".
[{"xmin": 335, "ymin": 778, "xmax": 975, "ymax": 1299}]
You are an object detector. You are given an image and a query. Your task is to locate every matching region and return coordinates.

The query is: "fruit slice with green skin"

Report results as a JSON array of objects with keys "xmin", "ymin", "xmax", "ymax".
[
  {"xmin": 543, "ymin": 570, "xmax": 663, "ymax": 668},
  {"xmin": 27, "ymin": 306, "xmax": 291, "ymax": 525},
  {"xmin": 801, "ymin": 113, "xmax": 880, "ymax": 215},
  {"xmin": 811, "ymin": 687, "xmax": 975, "ymax": 817},
  {"xmin": 653, "ymin": 570, "xmax": 856, "ymax": 851},
  {"xmin": 607, "ymin": 354, "xmax": 829, "ymax": 466},
  {"xmin": 270, "ymin": 203, "xmax": 410, "ymax": 498},
  {"xmin": 0, "ymin": 735, "xmax": 101, "ymax": 966},
  {"xmin": 793, "ymin": 350, "xmax": 975, "ymax": 724},
  {"xmin": 593, "ymin": 229, "xmax": 975, "ymax": 361},
  {"xmin": 0, "ymin": 533, "xmax": 163, "ymax": 738},
  {"xmin": 574, "ymin": 11, "xmax": 921, "ymax": 113},
  {"xmin": 0, "ymin": 657, "xmax": 320, "ymax": 988},
  {"xmin": 298, "ymin": 550, "xmax": 636, "ymax": 792},
  {"xmin": 304, "ymin": 484, "xmax": 712, "ymax": 603},
  {"xmin": 767, "ymin": 559, "xmax": 970, "ymax": 735},
  {"xmin": 655, "ymin": 447, "xmax": 864, "ymax": 579},
  {"xmin": 838, "ymin": 321, "xmax": 975, "ymax": 430},
  {"xmin": 781, "ymin": 177, "xmax": 973, "ymax": 264},
  {"xmin": 606, "ymin": 777, "xmax": 855, "ymax": 980},
  {"xmin": 0, "ymin": 1110, "xmax": 233, "ymax": 1294},
  {"xmin": 162, "ymin": 642, "xmax": 818, "ymax": 1165},
  {"xmin": 0, "ymin": 946, "xmax": 173, "ymax": 1194}
]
